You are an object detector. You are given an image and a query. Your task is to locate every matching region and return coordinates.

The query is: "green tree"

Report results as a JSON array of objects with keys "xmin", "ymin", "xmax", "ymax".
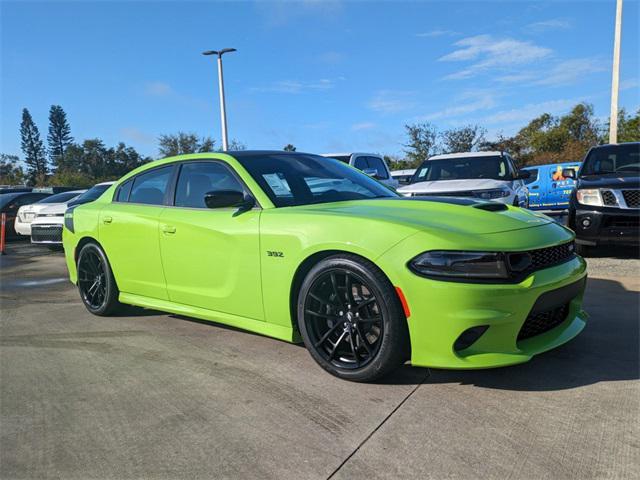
[
  {"xmin": 110, "ymin": 142, "xmax": 151, "ymax": 177},
  {"xmin": 158, "ymin": 132, "xmax": 216, "ymax": 157},
  {"xmin": 20, "ymin": 108, "xmax": 48, "ymax": 185},
  {"xmin": 0, "ymin": 153, "xmax": 25, "ymax": 185},
  {"xmin": 47, "ymin": 105, "xmax": 73, "ymax": 169},
  {"xmin": 441, "ymin": 125, "xmax": 486, "ymax": 153},
  {"xmin": 225, "ymin": 139, "xmax": 246, "ymax": 151},
  {"xmin": 283, "ymin": 144, "xmax": 296, "ymax": 152},
  {"xmin": 403, "ymin": 122, "xmax": 438, "ymax": 165},
  {"xmin": 612, "ymin": 108, "xmax": 640, "ymax": 143}
]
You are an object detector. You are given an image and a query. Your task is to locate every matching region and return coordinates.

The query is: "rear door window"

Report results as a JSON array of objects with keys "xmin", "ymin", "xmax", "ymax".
[
  {"xmin": 129, "ymin": 166, "xmax": 173, "ymax": 205},
  {"xmin": 174, "ymin": 162, "xmax": 245, "ymax": 208}
]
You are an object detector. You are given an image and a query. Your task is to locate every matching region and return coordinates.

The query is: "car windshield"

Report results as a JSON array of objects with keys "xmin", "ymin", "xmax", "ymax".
[
  {"xmin": 37, "ymin": 191, "xmax": 83, "ymax": 204},
  {"xmin": 68, "ymin": 183, "xmax": 112, "ymax": 206},
  {"xmin": 0, "ymin": 192, "xmax": 23, "ymax": 209},
  {"xmin": 581, "ymin": 144, "xmax": 640, "ymax": 176},
  {"xmin": 235, "ymin": 153, "xmax": 397, "ymax": 207},
  {"xmin": 413, "ymin": 155, "xmax": 512, "ymax": 182}
]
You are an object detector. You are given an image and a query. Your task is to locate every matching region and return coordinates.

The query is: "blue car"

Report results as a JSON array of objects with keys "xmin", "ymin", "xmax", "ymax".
[{"xmin": 522, "ymin": 162, "xmax": 581, "ymax": 211}]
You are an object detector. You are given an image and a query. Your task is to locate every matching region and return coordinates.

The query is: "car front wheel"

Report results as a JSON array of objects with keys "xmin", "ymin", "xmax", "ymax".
[
  {"xmin": 297, "ymin": 254, "xmax": 409, "ymax": 382},
  {"xmin": 77, "ymin": 242, "xmax": 122, "ymax": 316}
]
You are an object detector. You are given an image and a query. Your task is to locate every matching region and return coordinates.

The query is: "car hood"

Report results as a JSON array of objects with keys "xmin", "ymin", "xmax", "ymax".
[
  {"xmin": 577, "ymin": 174, "xmax": 640, "ymax": 190},
  {"xmin": 398, "ymin": 178, "xmax": 510, "ymax": 194},
  {"xmin": 293, "ymin": 197, "xmax": 553, "ymax": 235}
]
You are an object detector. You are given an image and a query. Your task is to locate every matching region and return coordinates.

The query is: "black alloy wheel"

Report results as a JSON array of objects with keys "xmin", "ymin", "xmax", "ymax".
[
  {"xmin": 77, "ymin": 243, "xmax": 121, "ymax": 316},
  {"xmin": 298, "ymin": 254, "xmax": 409, "ymax": 382},
  {"xmin": 304, "ymin": 269, "xmax": 383, "ymax": 370}
]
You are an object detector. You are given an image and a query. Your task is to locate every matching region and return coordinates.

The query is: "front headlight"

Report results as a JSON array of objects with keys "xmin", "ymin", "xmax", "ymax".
[
  {"xmin": 409, "ymin": 251, "xmax": 509, "ymax": 280},
  {"xmin": 472, "ymin": 188, "xmax": 511, "ymax": 200},
  {"xmin": 576, "ymin": 189, "xmax": 602, "ymax": 206}
]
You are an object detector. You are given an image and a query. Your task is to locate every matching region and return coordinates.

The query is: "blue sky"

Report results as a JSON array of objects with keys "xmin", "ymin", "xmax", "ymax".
[{"xmin": 1, "ymin": 0, "xmax": 639, "ymax": 159}]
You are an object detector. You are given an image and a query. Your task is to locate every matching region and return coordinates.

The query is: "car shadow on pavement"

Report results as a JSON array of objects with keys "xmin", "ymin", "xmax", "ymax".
[{"xmin": 419, "ymin": 277, "xmax": 639, "ymax": 391}]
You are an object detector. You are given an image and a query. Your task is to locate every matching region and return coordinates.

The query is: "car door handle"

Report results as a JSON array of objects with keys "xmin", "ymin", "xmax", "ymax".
[
  {"xmin": 103, "ymin": 216, "xmax": 113, "ymax": 224},
  {"xmin": 162, "ymin": 225, "xmax": 176, "ymax": 234},
  {"xmin": 531, "ymin": 186, "xmax": 539, "ymax": 189}
]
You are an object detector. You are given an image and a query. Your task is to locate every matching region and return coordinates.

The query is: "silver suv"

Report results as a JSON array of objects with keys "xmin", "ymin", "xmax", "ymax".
[{"xmin": 321, "ymin": 153, "xmax": 399, "ymax": 188}]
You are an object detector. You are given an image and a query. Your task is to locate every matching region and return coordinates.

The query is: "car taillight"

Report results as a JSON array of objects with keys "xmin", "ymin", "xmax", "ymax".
[{"xmin": 64, "ymin": 207, "xmax": 75, "ymax": 233}]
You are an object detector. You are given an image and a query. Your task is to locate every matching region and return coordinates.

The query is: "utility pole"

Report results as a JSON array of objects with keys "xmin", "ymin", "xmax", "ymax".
[
  {"xmin": 203, "ymin": 48, "xmax": 236, "ymax": 151},
  {"xmin": 609, "ymin": 0, "xmax": 623, "ymax": 144}
]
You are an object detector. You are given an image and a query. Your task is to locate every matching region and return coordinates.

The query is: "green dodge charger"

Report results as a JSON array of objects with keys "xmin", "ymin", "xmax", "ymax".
[{"xmin": 63, "ymin": 151, "xmax": 587, "ymax": 382}]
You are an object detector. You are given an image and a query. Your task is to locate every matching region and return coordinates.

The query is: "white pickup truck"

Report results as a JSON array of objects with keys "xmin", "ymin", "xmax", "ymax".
[{"xmin": 320, "ymin": 153, "xmax": 399, "ymax": 189}]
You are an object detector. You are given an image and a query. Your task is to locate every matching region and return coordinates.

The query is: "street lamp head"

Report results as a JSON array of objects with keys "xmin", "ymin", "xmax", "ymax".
[
  {"xmin": 202, "ymin": 48, "xmax": 236, "ymax": 57},
  {"xmin": 219, "ymin": 48, "xmax": 237, "ymax": 55},
  {"xmin": 202, "ymin": 50, "xmax": 218, "ymax": 56}
]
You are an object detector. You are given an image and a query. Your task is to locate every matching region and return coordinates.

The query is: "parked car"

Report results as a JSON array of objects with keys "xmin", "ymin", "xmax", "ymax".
[
  {"xmin": 0, "ymin": 187, "xmax": 32, "ymax": 194},
  {"xmin": 68, "ymin": 181, "xmax": 115, "ymax": 207},
  {"xmin": 0, "ymin": 191, "xmax": 52, "ymax": 238},
  {"xmin": 390, "ymin": 169, "xmax": 416, "ymax": 186},
  {"xmin": 566, "ymin": 142, "xmax": 639, "ymax": 255},
  {"xmin": 31, "ymin": 182, "xmax": 114, "ymax": 246},
  {"xmin": 522, "ymin": 162, "xmax": 581, "ymax": 211},
  {"xmin": 398, "ymin": 151, "xmax": 530, "ymax": 207},
  {"xmin": 320, "ymin": 152, "xmax": 398, "ymax": 188},
  {"xmin": 15, "ymin": 190, "xmax": 86, "ymax": 236},
  {"xmin": 63, "ymin": 151, "xmax": 586, "ymax": 382}
]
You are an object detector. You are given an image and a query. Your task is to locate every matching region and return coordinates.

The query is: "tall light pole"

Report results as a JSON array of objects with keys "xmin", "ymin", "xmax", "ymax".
[
  {"xmin": 609, "ymin": 0, "xmax": 623, "ymax": 144},
  {"xmin": 203, "ymin": 48, "xmax": 236, "ymax": 151}
]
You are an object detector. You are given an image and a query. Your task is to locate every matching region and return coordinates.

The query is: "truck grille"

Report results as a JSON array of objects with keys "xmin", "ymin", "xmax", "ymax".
[
  {"xmin": 31, "ymin": 225, "xmax": 63, "ymax": 243},
  {"xmin": 601, "ymin": 190, "xmax": 617, "ymax": 206},
  {"xmin": 517, "ymin": 304, "xmax": 570, "ymax": 341},
  {"xmin": 622, "ymin": 190, "xmax": 639, "ymax": 208}
]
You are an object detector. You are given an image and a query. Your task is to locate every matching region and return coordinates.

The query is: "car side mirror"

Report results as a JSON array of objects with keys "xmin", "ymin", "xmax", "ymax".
[
  {"xmin": 363, "ymin": 168, "xmax": 380, "ymax": 179},
  {"xmin": 562, "ymin": 168, "xmax": 576, "ymax": 179},
  {"xmin": 517, "ymin": 170, "xmax": 531, "ymax": 180},
  {"xmin": 204, "ymin": 190, "xmax": 245, "ymax": 209}
]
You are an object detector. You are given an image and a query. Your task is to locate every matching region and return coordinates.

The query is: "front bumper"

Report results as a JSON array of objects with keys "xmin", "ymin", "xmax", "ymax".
[
  {"xmin": 14, "ymin": 219, "xmax": 32, "ymax": 236},
  {"xmin": 570, "ymin": 207, "xmax": 639, "ymax": 246},
  {"xmin": 378, "ymin": 227, "xmax": 587, "ymax": 369}
]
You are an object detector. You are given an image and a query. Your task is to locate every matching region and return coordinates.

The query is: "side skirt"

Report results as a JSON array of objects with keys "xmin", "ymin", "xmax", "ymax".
[{"xmin": 119, "ymin": 292, "xmax": 298, "ymax": 343}]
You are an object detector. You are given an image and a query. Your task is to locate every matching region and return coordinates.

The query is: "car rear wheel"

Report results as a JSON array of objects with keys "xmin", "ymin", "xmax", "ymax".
[
  {"xmin": 297, "ymin": 254, "xmax": 409, "ymax": 382},
  {"xmin": 77, "ymin": 242, "xmax": 122, "ymax": 316}
]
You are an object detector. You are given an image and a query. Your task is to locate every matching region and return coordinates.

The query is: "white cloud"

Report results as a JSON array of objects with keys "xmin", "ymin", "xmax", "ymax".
[
  {"xmin": 367, "ymin": 90, "xmax": 416, "ymax": 114},
  {"xmin": 251, "ymin": 79, "xmax": 335, "ymax": 94},
  {"xmin": 144, "ymin": 82, "xmax": 172, "ymax": 96},
  {"xmin": 121, "ymin": 127, "xmax": 155, "ymax": 144},
  {"xmin": 318, "ymin": 51, "xmax": 346, "ymax": 64},
  {"xmin": 439, "ymin": 35, "xmax": 552, "ymax": 80},
  {"xmin": 534, "ymin": 58, "xmax": 605, "ymax": 87},
  {"xmin": 481, "ymin": 98, "xmax": 582, "ymax": 125},
  {"xmin": 351, "ymin": 122, "xmax": 376, "ymax": 131},
  {"xmin": 621, "ymin": 78, "xmax": 640, "ymax": 91},
  {"xmin": 421, "ymin": 90, "xmax": 498, "ymax": 121},
  {"xmin": 415, "ymin": 29, "xmax": 459, "ymax": 38},
  {"xmin": 525, "ymin": 19, "xmax": 571, "ymax": 33}
]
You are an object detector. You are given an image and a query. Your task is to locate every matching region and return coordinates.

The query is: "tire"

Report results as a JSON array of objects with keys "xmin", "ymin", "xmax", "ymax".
[
  {"xmin": 297, "ymin": 254, "xmax": 409, "ymax": 382},
  {"xmin": 513, "ymin": 196, "xmax": 520, "ymax": 207},
  {"xmin": 76, "ymin": 242, "xmax": 122, "ymax": 316}
]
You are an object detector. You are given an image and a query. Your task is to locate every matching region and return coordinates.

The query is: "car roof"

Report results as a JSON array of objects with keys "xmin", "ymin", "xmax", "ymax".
[
  {"xmin": 320, "ymin": 152, "xmax": 382, "ymax": 158},
  {"xmin": 428, "ymin": 151, "xmax": 504, "ymax": 160},
  {"xmin": 95, "ymin": 181, "xmax": 116, "ymax": 186}
]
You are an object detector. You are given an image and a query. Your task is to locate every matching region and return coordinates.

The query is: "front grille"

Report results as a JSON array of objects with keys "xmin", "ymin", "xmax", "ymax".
[
  {"xmin": 622, "ymin": 190, "xmax": 639, "ymax": 208},
  {"xmin": 31, "ymin": 225, "xmax": 63, "ymax": 243},
  {"xmin": 601, "ymin": 190, "xmax": 618, "ymax": 206},
  {"xmin": 603, "ymin": 216, "xmax": 640, "ymax": 228},
  {"xmin": 517, "ymin": 304, "xmax": 570, "ymax": 341},
  {"xmin": 508, "ymin": 242, "xmax": 575, "ymax": 278}
]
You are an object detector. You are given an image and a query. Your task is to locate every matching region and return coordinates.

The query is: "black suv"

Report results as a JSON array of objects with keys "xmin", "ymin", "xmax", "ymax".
[{"xmin": 565, "ymin": 142, "xmax": 639, "ymax": 255}]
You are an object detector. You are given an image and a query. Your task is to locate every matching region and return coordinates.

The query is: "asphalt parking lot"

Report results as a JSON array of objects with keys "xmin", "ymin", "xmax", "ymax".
[{"xmin": 1, "ymin": 241, "xmax": 638, "ymax": 480}]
